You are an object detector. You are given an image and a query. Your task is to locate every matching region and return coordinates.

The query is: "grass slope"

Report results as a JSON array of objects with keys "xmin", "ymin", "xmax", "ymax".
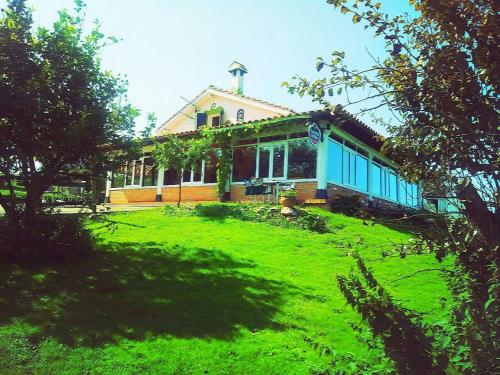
[{"xmin": 0, "ymin": 207, "xmax": 452, "ymax": 374}]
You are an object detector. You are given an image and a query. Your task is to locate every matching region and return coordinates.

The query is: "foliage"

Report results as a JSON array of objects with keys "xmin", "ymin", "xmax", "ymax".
[
  {"xmin": 338, "ymin": 254, "xmax": 448, "ymax": 374},
  {"xmin": 140, "ymin": 112, "xmax": 157, "ymax": 139},
  {"xmin": 279, "ymin": 190, "xmax": 297, "ymax": 198},
  {"xmin": 0, "ymin": 213, "xmax": 93, "ymax": 261},
  {"xmin": 285, "ymin": 1, "xmax": 499, "ymax": 372},
  {"xmin": 0, "ymin": 0, "xmax": 138, "ymax": 258},
  {"xmin": 153, "ymin": 128, "xmax": 213, "ymax": 207},
  {"xmin": 213, "ymin": 133, "xmax": 232, "ymax": 200},
  {"xmin": 0, "ymin": 208, "xmax": 452, "ymax": 373},
  {"xmin": 163, "ymin": 202, "xmax": 329, "ymax": 233}
]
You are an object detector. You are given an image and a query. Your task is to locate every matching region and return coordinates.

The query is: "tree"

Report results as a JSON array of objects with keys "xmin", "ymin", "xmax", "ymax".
[
  {"xmin": 0, "ymin": 0, "xmax": 138, "ymax": 258},
  {"xmin": 152, "ymin": 128, "xmax": 213, "ymax": 207},
  {"xmin": 284, "ymin": 1, "xmax": 498, "ymax": 372}
]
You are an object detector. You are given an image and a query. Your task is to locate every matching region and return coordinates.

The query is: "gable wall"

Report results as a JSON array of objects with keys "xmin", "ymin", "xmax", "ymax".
[{"xmin": 157, "ymin": 94, "xmax": 287, "ymax": 135}]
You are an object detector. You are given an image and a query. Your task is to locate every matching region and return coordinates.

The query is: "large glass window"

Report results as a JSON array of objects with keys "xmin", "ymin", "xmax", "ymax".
[
  {"xmin": 232, "ymin": 145, "xmax": 257, "ymax": 182},
  {"xmin": 328, "ymin": 140, "xmax": 342, "ymax": 183},
  {"xmin": 111, "ymin": 163, "xmax": 127, "ymax": 188},
  {"xmin": 142, "ymin": 158, "xmax": 157, "ymax": 187},
  {"xmin": 371, "ymin": 163, "xmax": 382, "ymax": 196},
  {"xmin": 258, "ymin": 146, "xmax": 270, "ymax": 178},
  {"xmin": 272, "ymin": 144, "xmax": 285, "ymax": 178},
  {"xmin": 126, "ymin": 160, "xmax": 141, "ymax": 186},
  {"xmin": 389, "ymin": 172, "xmax": 398, "ymax": 201},
  {"xmin": 126, "ymin": 162, "xmax": 134, "ymax": 186},
  {"xmin": 356, "ymin": 155, "xmax": 368, "ymax": 192},
  {"xmin": 204, "ymin": 151, "xmax": 217, "ymax": 183},
  {"xmin": 182, "ymin": 169, "xmax": 191, "ymax": 183},
  {"xmin": 164, "ymin": 168, "xmax": 179, "ymax": 185},
  {"xmin": 134, "ymin": 161, "xmax": 141, "ymax": 185},
  {"xmin": 288, "ymin": 139, "xmax": 316, "ymax": 179}
]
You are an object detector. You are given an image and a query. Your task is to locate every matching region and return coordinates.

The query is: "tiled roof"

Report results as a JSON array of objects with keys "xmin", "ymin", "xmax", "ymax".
[
  {"xmin": 153, "ymin": 108, "xmax": 385, "ymax": 152},
  {"xmin": 208, "ymin": 85, "xmax": 295, "ymax": 113}
]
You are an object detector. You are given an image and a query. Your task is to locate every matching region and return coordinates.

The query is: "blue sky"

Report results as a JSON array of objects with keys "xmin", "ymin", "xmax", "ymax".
[{"xmin": 2, "ymin": 0, "xmax": 413, "ymax": 134}]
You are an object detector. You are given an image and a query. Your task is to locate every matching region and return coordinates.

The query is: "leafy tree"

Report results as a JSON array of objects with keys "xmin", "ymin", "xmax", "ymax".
[
  {"xmin": 153, "ymin": 129, "xmax": 213, "ymax": 207},
  {"xmin": 285, "ymin": 0, "xmax": 498, "ymax": 372},
  {"xmin": 0, "ymin": 0, "xmax": 138, "ymax": 258},
  {"xmin": 141, "ymin": 112, "xmax": 157, "ymax": 139}
]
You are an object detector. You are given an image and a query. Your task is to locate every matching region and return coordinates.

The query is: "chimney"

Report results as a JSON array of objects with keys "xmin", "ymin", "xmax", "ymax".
[{"xmin": 228, "ymin": 61, "xmax": 248, "ymax": 95}]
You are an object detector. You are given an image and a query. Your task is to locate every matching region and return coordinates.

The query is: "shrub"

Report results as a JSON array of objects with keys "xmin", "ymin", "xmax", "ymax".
[
  {"xmin": 164, "ymin": 203, "xmax": 330, "ymax": 233},
  {"xmin": 279, "ymin": 190, "xmax": 297, "ymax": 198},
  {"xmin": 0, "ymin": 214, "xmax": 93, "ymax": 261}
]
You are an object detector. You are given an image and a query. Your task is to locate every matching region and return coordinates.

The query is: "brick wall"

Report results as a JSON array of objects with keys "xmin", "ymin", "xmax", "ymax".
[
  {"xmin": 161, "ymin": 185, "xmax": 217, "ymax": 202},
  {"xmin": 109, "ymin": 188, "xmax": 157, "ymax": 204},
  {"xmin": 110, "ymin": 182, "xmax": 318, "ymax": 204},
  {"xmin": 230, "ymin": 181, "xmax": 318, "ymax": 202}
]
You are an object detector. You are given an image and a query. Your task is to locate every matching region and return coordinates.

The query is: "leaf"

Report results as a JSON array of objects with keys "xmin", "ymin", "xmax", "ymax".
[
  {"xmin": 337, "ymin": 87, "xmax": 343, "ymax": 95},
  {"xmin": 316, "ymin": 62, "xmax": 325, "ymax": 72},
  {"xmin": 374, "ymin": 2, "xmax": 381, "ymax": 9},
  {"xmin": 328, "ymin": 88, "xmax": 334, "ymax": 96},
  {"xmin": 352, "ymin": 14, "xmax": 361, "ymax": 23},
  {"xmin": 340, "ymin": 6, "xmax": 349, "ymax": 14}
]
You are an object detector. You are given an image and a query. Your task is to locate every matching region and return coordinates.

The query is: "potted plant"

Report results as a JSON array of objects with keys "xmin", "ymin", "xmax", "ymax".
[{"xmin": 279, "ymin": 189, "xmax": 297, "ymax": 208}]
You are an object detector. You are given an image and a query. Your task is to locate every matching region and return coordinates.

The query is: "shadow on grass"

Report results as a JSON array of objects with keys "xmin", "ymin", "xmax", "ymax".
[{"xmin": 0, "ymin": 242, "xmax": 286, "ymax": 347}]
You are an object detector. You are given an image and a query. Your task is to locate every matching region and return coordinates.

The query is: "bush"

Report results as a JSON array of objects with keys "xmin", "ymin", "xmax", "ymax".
[
  {"xmin": 163, "ymin": 203, "xmax": 330, "ymax": 233},
  {"xmin": 0, "ymin": 214, "xmax": 93, "ymax": 261}
]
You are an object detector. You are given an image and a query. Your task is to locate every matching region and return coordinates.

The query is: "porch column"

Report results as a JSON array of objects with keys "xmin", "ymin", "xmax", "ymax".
[
  {"xmin": 156, "ymin": 167, "xmax": 164, "ymax": 202},
  {"xmin": 104, "ymin": 171, "xmax": 112, "ymax": 204},
  {"xmin": 315, "ymin": 135, "xmax": 328, "ymax": 199}
]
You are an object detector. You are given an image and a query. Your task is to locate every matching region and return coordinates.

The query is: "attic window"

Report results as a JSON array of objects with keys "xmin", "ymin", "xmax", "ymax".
[
  {"xmin": 237, "ymin": 108, "xmax": 244, "ymax": 122},
  {"xmin": 211, "ymin": 116, "xmax": 220, "ymax": 127}
]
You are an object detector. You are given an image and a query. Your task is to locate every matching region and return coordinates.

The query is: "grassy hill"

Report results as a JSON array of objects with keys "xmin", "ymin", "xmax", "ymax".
[{"xmin": 0, "ymin": 206, "xmax": 452, "ymax": 374}]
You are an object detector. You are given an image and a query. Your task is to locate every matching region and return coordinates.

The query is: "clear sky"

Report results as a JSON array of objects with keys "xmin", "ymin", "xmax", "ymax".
[{"xmin": 2, "ymin": 0, "xmax": 413, "ymax": 134}]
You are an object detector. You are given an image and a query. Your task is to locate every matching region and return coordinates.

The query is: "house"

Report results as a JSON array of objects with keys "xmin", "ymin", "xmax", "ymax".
[{"xmin": 105, "ymin": 62, "xmax": 422, "ymax": 209}]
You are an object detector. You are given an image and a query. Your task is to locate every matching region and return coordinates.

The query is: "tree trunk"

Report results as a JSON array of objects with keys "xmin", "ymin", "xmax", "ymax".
[
  {"xmin": 457, "ymin": 179, "xmax": 499, "ymax": 249},
  {"xmin": 177, "ymin": 172, "xmax": 183, "ymax": 208},
  {"xmin": 90, "ymin": 178, "xmax": 98, "ymax": 214}
]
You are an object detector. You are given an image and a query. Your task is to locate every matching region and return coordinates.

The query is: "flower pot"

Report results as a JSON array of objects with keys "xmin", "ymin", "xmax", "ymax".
[{"xmin": 280, "ymin": 196, "xmax": 295, "ymax": 208}]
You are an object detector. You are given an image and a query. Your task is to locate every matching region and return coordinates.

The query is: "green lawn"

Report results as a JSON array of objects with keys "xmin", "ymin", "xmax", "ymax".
[{"xmin": 0, "ymin": 207, "xmax": 452, "ymax": 374}]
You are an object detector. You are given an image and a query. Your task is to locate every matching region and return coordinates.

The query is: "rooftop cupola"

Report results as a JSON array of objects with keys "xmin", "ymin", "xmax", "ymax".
[{"xmin": 228, "ymin": 61, "xmax": 248, "ymax": 95}]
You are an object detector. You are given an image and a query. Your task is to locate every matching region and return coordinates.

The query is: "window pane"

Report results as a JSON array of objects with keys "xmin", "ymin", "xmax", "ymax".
[
  {"xmin": 182, "ymin": 169, "xmax": 191, "ymax": 183},
  {"xmin": 142, "ymin": 158, "xmax": 157, "ymax": 187},
  {"xmin": 211, "ymin": 116, "xmax": 220, "ymax": 127},
  {"xmin": 343, "ymin": 149, "xmax": 350, "ymax": 185},
  {"xmin": 399, "ymin": 179, "xmax": 407, "ymax": 204},
  {"xmin": 126, "ymin": 162, "xmax": 134, "ymax": 185},
  {"xmin": 164, "ymin": 168, "xmax": 179, "ymax": 185},
  {"xmin": 232, "ymin": 146, "xmax": 256, "ymax": 182},
  {"xmin": 389, "ymin": 172, "xmax": 397, "ymax": 200},
  {"xmin": 111, "ymin": 163, "xmax": 126, "ymax": 188},
  {"xmin": 258, "ymin": 147, "xmax": 270, "ymax": 178},
  {"xmin": 355, "ymin": 155, "xmax": 368, "ymax": 191},
  {"xmin": 272, "ymin": 144, "xmax": 285, "ymax": 178},
  {"xmin": 371, "ymin": 163, "xmax": 381, "ymax": 196},
  {"xmin": 133, "ymin": 160, "xmax": 141, "ymax": 185},
  {"xmin": 328, "ymin": 140, "xmax": 342, "ymax": 183},
  {"xmin": 193, "ymin": 163, "xmax": 202, "ymax": 182},
  {"xmin": 288, "ymin": 139, "xmax": 317, "ymax": 179},
  {"xmin": 349, "ymin": 153, "xmax": 356, "ymax": 185},
  {"xmin": 204, "ymin": 151, "xmax": 217, "ymax": 183}
]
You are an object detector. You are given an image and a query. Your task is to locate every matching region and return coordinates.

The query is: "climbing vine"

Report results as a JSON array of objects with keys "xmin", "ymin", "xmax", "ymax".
[{"xmin": 214, "ymin": 132, "xmax": 232, "ymax": 201}]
